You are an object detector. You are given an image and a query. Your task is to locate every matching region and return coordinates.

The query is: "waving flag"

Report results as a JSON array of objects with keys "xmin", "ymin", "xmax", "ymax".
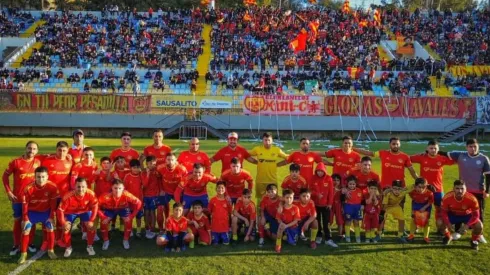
[
  {"xmin": 342, "ymin": 0, "xmax": 351, "ymax": 14},
  {"xmin": 373, "ymin": 9, "xmax": 381, "ymax": 26},
  {"xmin": 290, "ymin": 29, "xmax": 308, "ymax": 53}
]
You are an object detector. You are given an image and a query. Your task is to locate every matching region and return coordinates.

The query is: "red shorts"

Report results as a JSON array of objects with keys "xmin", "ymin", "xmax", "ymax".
[
  {"xmin": 363, "ymin": 213, "xmax": 379, "ymax": 231},
  {"xmin": 330, "ymin": 203, "xmax": 344, "ymax": 226},
  {"xmin": 189, "ymin": 226, "xmax": 211, "ymax": 245}
]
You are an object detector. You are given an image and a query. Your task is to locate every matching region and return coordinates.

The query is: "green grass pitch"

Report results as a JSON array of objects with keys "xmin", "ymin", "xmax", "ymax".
[{"xmin": 0, "ymin": 137, "xmax": 489, "ymax": 274}]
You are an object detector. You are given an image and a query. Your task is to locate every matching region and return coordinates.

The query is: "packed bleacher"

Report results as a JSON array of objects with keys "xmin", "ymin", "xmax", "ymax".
[{"xmin": 0, "ymin": 9, "xmax": 35, "ymax": 37}]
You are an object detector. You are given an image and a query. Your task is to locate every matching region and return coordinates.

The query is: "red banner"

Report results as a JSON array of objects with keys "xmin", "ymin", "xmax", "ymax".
[
  {"xmin": 243, "ymin": 95, "xmax": 323, "ymax": 116},
  {"xmin": 324, "ymin": 96, "xmax": 475, "ymax": 118},
  {"xmin": 0, "ymin": 92, "xmax": 151, "ymax": 113}
]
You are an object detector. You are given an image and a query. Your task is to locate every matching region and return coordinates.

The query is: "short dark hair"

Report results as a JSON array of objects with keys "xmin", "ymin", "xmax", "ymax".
[
  {"xmin": 192, "ymin": 200, "xmax": 203, "ymax": 208},
  {"xmin": 193, "ymin": 163, "xmax": 204, "ymax": 170},
  {"xmin": 262, "ymin": 132, "xmax": 273, "ymax": 139},
  {"xmin": 242, "ymin": 189, "xmax": 251, "ymax": 196},
  {"xmin": 392, "ymin": 180, "xmax": 403, "ymax": 188},
  {"xmin": 266, "ymin": 184, "xmax": 277, "ymax": 191},
  {"xmin": 112, "ymin": 179, "xmax": 124, "ymax": 185},
  {"xmin": 35, "ymin": 166, "xmax": 48, "ymax": 174},
  {"xmin": 216, "ymin": 181, "xmax": 226, "ymax": 188},
  {"xmin": 121, "ymin": 132, "xmax": 132, "ymax": 138},
  {"xmin": 231, "ymin": 157, "xmax": 239, "ymax": 165},
  {"xmin": 346, "ymin": 175, "xmax": 357, "ymax": 183},
  {"xmin": 75, "ymin": 177, "xmax": 87, "ymax": 184},
  {"xmin": 427, "ymin": 139, "xmax": 439, "ymax": 146},
  {"xmin": 166, "ymin": 152, "xmax": 176, "ymax": 158},
  {"xmin": 389, "ymin": 137, "xmax": 400, "ymax": 143},
  {"xmin": 300, "ymin": 137, "xmax": 309, "ymax": 143},
  {"xmin": 25, "ymin": 140, "xmax": 39, "ymax": 149},
  {"xmin": 100, "ymin": 156, "xmax": 111, "ymax": 163},
  {"xmin": 145, "ymin": 155, "xmax": 156, "ymax": 162},
  {"xmin": 282, "ymin": 189, "xmax": 294, "ymax": 196},
  {"xmin": 331, "ymin": 173, "xmax": 341, "ymax": 181},
  {"xmin": 466, "ymin": 138, "xmax": 478, "ymax": 146},
  {"xmin": 342, "ymin": 136, "xmax": 353, "ymax": 142},
  {"xmin": 453, "ymin": 180, "xmax": 466, "ymax": 187},
  {"xmin": 289, "ymin": 163, "xmax": 300, "ymax": 172},
  {"xmin": 56, "ymin": 141, "xmax": 69, "ymax": 148},
  {"xmin": 173, "ymin": 202, "xmax": 184, "ymax": 209},
  {"xmin": 83, "ymin": 147, "xmax": 94, "ymax": 153},
  {"xmin": 361, "ymin": 156, "xmax": 372, "ymax": 163},
  {"xmin": 129, "ymin": 159, "xmax": 141, "ymax": 168},
  {"xmin": 415, "ymin": 177, "xmax": 427, "ymax": 186},
  {"xmin": 367, "ymin": 180, "xmax": 379, "ymax": 188},
  {"xmin": 114, "ymin": 155, "xmax": 125, "ymax": 162},
  {"xmin": 299, "ymin": 188, "xmax": 310, "ymax": 195},
  {"xmin": 153, "ymin": 129, "xmax": 163, "ymax": 134}
]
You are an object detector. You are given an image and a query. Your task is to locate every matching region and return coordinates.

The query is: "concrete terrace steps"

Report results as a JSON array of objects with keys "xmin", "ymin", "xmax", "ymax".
[{"xmin": 11, "ymin": 42, "xmax": 43, "ymax": 68}]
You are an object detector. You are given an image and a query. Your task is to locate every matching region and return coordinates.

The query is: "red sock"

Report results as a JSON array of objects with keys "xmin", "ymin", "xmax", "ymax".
[
  {"xmin": 47, "ymin": 231, "xmax": 55, "ymax": 250},
  {"xmin": 87, "ymin": 230, "xmax": 95, "ymax": 246},
  {"xmin": 123, "ymin": 221, "xmax": 132, "ymax": 240},
  {"xmin": 157, "ymin": 206, "xmax": 164, "ymax": 231},
  {"xmin": 29, "ymin": 225, "xmax": 36, "ymax": 245},
  {"xmin": 258, "ymin": 224, "xmax": 265, "ymax": 238},
  {"xmin": 42, "ymin": 226, "xmax": 47, "ymax": 243},
  {"xmin": 472, "ymin": 234, "xmax": 481, "ymax": 241},
  {"xmin": 444, "ymin": 231, "xmax": 451, "ymax": 238},
  {"xmin": 63, "ymin": 231, "xmax": 72, "ymax": 247},
  {"xmin": 13, "ymin": 219, "xmax": 21, "ymax": 246},
  {"xmin": 100, "ymin": 223, "xmax": 109, "ymax": 241},
  {"xmin": 55, "ymin": 224, "xmax": 62, "ymax": 241},
  {"xmin": 21, "ymin": 234, "xmax": 30, "ymax": 253},
  {"xmin": 82, "ymin": 223, "xmax": 87, "ymax": 233}
]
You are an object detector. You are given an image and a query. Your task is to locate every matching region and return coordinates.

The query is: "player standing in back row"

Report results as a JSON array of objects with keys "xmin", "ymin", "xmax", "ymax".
[
  {"xmin": 109, "ymin": 132, "xmax": 140, "ymax": 168},
  {"xmin": 324, "ymin": 136, "xmax": 361, "ymax": 180},
  {"xmin": 140, "ymin": 129, "xmax": 172, "ymax": 166},
  {"xmin": 211, "ymin": 132, "xmax": 257, "ymax": 173}
]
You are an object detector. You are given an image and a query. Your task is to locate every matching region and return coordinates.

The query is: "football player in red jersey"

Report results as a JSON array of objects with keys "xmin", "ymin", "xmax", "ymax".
[
  {"xmin": 220, "ymin": 157, "xmax": 254, "ymax": 204},
  {"xmin": 3, "ymin": 141, "xmax": 41, "ymax": 255},
  {"xmin": 160, "ymin": 203, "xmax": 194, "ymax": 252},
  {"xmin": 141, "ymin": 156, "xmax": 160, "ymax": 239},
  {"xmin": 437, "ymin": 180, "xmax": 483, "ymax": 250},
  {"xmin": 345, "ymin": 156, "xmax": 380, "ymax": 192},
  {"xmin": 17, "ymin": 166, "xmax": 59, "ymax": 264},
  {"xmin": 109, "ymin": 132, "xmax": 140, "ymax": 168},
  {"xmin": 281, "ymin": 163, "xmax": 308, "ymax": 200},
  {"xmin": 354, "ymin": 137, "xmax": 418, "ymax": 189},
  {"xmin": 70, "ymin": 147, "xmax": 98, "ymax": 190},
  {"xmin": 275, "ymin": 189, "xmax": 300, "ymax": 253},
  {"xmin": 258, "ymin": 184, "xmax": 282, "ymax": 247},
  {"xmin": 324, "ymin": 136, "xmax": 361, "ymax": 179},
  {"xmin": 211, "ymin": 132, "xmax": 256, "ymax": 173},
  {"xmin": 209, "ymin": 182, "xmax": 233, "ymax": 246},
  {"xmin": 177, "ymin": 137, "xmax": 211, "ymax": 173},
  {"xmin": 98, "ymin": 179, "xmax": 142, "ymax": 250},
  {"xmin": 294, "ymin": 188, "xmax": 319, "ymax": 249},
  {"xmin": 407, "ymin": 178, "xmax": 434, "ymax": 243},
  {"xmin": 140, "ymin": 129, "xmax": 172, "ymax": 166},
  {"xmin": 68, "ymin": 129, "xmax": 87, "ymax": 164},
  {"xmin": 123, "ymin": 159, "xmax": 145, "ymax": 237},
  {"xmin": 342, "ymin": 176, "xmax": 364, "ymax": 243},
  {"xmin": 278, "ymin": 137, "xmax": 323, "ymax": 183},
  {"xmin": 232, "ymin": 189, "xmax": 256, "ymax": 245},
  {"xmin": 57, "ymin": 177, "xmax": 98, "ymax": 257},
  {"xmin": 187, "ymin": 200, "xmax": 211, "ymax": 247}
]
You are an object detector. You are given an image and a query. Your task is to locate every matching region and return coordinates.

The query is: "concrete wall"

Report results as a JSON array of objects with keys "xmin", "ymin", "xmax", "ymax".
[{"xmin": 0, "ymin": 112, "xmax": 464, "ymax": 138}]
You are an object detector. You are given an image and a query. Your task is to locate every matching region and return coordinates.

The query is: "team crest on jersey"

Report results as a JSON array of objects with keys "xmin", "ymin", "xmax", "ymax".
[
  {"xmin": 160, "ymin": 152, "xmax": 165, "ymax": 155},
  {"xmin": 462, "ymin": 204, "xmax": 467, "ymax": 210},
  {"xmin": 20, "ymin": 167, "xmax": 23, "ymax": 171},
  {"xmin": 349, "ymin": 158, "xmax": 353, "ymax": 162},
  {"xmin": 357, "ymin": 193, "xmax": 362, "ymax": 197},
  {"xmin": 398, "ymin": 159, "xmax": 403, "ymax": 163},
  {"xmin": 324, "ymin": 183, "xmax": 328, "ymax": 187},
  {"xmin": 308, "ymin": 157, "xmax": 314, "ymax": 162},
  {"xmin": 45, "ymin": 192, "xmax": 49, "ymax": 196},
  {"xmin": 477, "ymin": 160, "xmax": 482, "ymax": 165},
  {"xmin": 437, "ymin": 162, "xmax": 442, "ymax": 166},
  {"xmin": 128, "ymin": 156, "xmax": 133, "ymax": 160},
  {"xmin": 50, "ymin": 164, "xmax": 54, "ymax": 167},
  {"xmin": 238, "ymin": 154, "xmax": 242, "ymax": 158},
  {"xmin": 65, "ymin": 164, "xmax": 71, "ymax": 168},
  {"xmin": 197, "ymin": 157, "xmax": 202, "ymax": 160}
]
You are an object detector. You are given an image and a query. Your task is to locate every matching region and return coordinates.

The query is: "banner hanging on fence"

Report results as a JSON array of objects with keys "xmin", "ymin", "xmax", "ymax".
[
  {"xmin": 152, "ymin": 95, "xmax": 232, "ymax": 109},
  {"xmin": 477, "ymin": 96, "xmax": 490, "ymax": 124},
  {"xmin": 324, "ymin": 96, "xmax": 475, "ymax": 118},
  {"xmin": 243, "ymin": 95, "xmax": 323, "ymax": 115},
  {"xmin": 0, "ymin": 92, "xmax": 151, "ymax": 113},
  {"xmin": 449, "ymin": 66, "xmax": 490, "ymax": 77}
]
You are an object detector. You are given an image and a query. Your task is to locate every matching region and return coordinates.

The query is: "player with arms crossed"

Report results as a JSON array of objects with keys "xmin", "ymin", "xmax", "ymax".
[
  {"xmin": 98, "ymin": 179, "xmax": 142, "ymax": 250},
  {"xmin": 18, "ymin": 166, "xmax": 59, "ymax": 264},
  {"xmin": 438, "ymin": 180, "xmax": 483, "ymax": 250},
  {"xmin": 3, "ymin": 141, "xmax": 41, "ymax": 255},
  {"xmin": 57, "ymin": 177, "xmax": 98, "ymax": 257}
]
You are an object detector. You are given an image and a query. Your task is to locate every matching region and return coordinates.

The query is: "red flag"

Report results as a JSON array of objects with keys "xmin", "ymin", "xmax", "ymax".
[
  {"xmin": 342, "ymin": 0, "xmax": 351, "ymax": 14},
  {"xmin": 290, "ymin": 29, "xmax": 308, "ymax": 53}
]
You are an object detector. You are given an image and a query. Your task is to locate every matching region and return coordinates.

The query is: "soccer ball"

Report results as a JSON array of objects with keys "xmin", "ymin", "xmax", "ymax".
[
  {"xmin": 156, "ymin": 234, "xmax": 168, "ymax": 246},
  {"xmin": 451, "ymin": 232, "xmax": 462, "ymax": 240}
]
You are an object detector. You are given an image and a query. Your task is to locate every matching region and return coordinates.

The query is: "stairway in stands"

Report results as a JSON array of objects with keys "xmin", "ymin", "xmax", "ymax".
[
  {"xmin": 437, "ymin": 122, "xmax": 478, "ymax": 142},
  {"xmin": 195, "ymin": 24, "xmax": 212, "ymax": 95}
]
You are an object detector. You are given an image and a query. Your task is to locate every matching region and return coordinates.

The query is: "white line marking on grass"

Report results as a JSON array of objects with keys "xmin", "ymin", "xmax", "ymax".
[{"xmin": 9, "ymin": 251, "xmax": 45, "ymax": 275}]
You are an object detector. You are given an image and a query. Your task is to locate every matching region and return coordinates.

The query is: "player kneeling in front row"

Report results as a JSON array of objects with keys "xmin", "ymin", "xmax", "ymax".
[
  {"xmin": 157, "ymin": 203, "xmax": 194, "ymax": 252},
  {"xmin": 407, "ymin": 178, "xmax": 434, "ymax": 244},
  {"xmin": 294, "ymin": 188, "xmax": 319, "ymax": 249},
  {"xmin": 275, "ymin": 189, "xmax": 301, "ymax": 253},
  {"xmin": 18, "ymin": 166, "xmax": 59, "ymax": 264},
  {"xmin": 232, "ymin": 189, "xmax": 256, "ymax": 246},
  {"xmin": 98, "ymin": 179, "xmax": 142, "ymax": 250},
  {"xmin": 437, "ymin": 180, "xmax": 484, "ymax": 250},
  {"xmin": 187, "ymin": 200, "xmax": 211, "ymax": 248},
  {"xmin": 57, "ymin": 177, "xmax": 98, "ymax": 257}
]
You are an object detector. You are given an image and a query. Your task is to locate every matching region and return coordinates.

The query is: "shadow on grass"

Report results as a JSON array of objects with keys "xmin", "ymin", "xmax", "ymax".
[{"xmin": 0, "ymin": 229, "xmax": 477, "ymax": 264}]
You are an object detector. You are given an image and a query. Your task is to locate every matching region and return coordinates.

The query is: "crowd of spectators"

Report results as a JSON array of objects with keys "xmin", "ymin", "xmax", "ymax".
[{"xmin": 0, "ymin": 9, "xmax": 34, "ymax": 37}]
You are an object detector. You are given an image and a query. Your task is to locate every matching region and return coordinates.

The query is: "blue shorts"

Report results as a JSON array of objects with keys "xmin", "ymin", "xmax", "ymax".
[
  {"xmin": 65, "ymin": 211, "xmax": 92, "ymax": 223},
  {"xmin": 264, "ymin": 212, "xmax": 279, "ymax": 234},
  {"xmin": 433, "ymin": 192, "xmax": 444, "ymax": 207},
  {"xmin": 343, "ymin": 204, "xmax": 363, "ymax": 221},
  {"xmin": 284, "ymin": 227, "xmax": 298, "ymax": 245},
  {"xmin": 158, "ymin": 194, "xmax": 175, "ymax": 206},
  {"xmin": 412, "ymin": 202, "xmax": 432, "ymax": 218},
  {"xmin": 144, "ymin": 196, "xmax": 158, "ymax": 211},
  {"xmin": 103, "ymin": 209, "xmax": 131, "ymax": 219},
  {"xmin": 136, "ymin": 210, "xmax": 144, "ymax": 219},
  {"xmin": 12, "ymin": 202, "xmax": 22, "ymax": 219},
  {"xmin": 448, "ymin": 214, "xmax": 472, "ymax": 225},
  {"xmin": 211, "ymin": 232, "xmax": 230, "ymax": 244},
  {"xmin": 27, "ymin": 210, "xmax": 51, "ymax": 227},
  {"xmin": 183, "ymin": 194, "xmax": 209, "ymax": 210},
  {"xmin": 230, "ymin": 197, "xmax": 238, "ymax": 205},
  {"xmin": 166, "ymin": 232, "xmax": 187, "ymax": 249}
]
